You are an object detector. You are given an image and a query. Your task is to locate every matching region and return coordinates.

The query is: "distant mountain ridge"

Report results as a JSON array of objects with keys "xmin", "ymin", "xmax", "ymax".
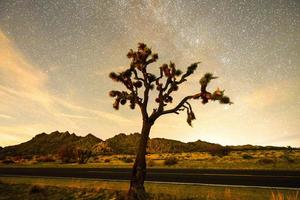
[
  {"xmin": 1, "ymin": 131, "xmax": 102, "ymax": 156},
  {"xmin": 0, "ymin": 131, "xmax": 290, "ymax": 157},
  {"xmin": 92, "ymin": 133, "xmax": 224, "ymax": 154}
]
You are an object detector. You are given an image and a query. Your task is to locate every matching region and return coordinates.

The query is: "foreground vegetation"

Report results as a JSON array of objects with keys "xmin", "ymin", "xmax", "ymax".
[
  {"xmin": 1, "ymin": 150, "xmax": 300, "ymax": 170},
  {"xmin": 0, "ymin": 176, "xmax": 299, "ymax": 200}
]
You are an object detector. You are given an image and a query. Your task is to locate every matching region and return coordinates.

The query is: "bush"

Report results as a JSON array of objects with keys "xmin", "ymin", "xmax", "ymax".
[
  {"xmin": 29, "ymin": 185, "xmax": 43, "ymax": 194},
  {"xmin": 76, "ymin": 148, "xmax": 92, "ymax": 164},
  {"xmin": 208, "ymin": 146, "xmax": 230, "ymax": 157},
  {"xmin": 36, "ymin": 156, "xmax": 55, "ymax": 162},
  {"xmin": 91, "ymin": 156, "xmax": 98, "ymax": 162},
  {"xmin": 287, "ymin": 146, "xmax": 293, "ymax": 152},
  {"xmin": 13, "ymin": 156, "xmax": 23, "ymax": 162},
  {"xmin": 57, "ymin": 145, "xmax": 76, "ymax": 163},
  {"xmin": 242, "ymin": 154, "xmax": 253, "ymax": 159},
  {"xmin": 164, "ymin": 157, "xmax": 178, "ymax": 166},
  {"xmin": 104, "ymin": 159, "xmax": 110, "ymax": 163},
  {"xmin": 185, "ymin": 154, "xmax": 191, "ymax": 158},
  {"xmin": 282, "ymin": 155, "xmax": 295, "ymax": 163},
  {"xmin": 258, "ymin": 158, "xmax": 275, "ymax": 165},
  {"xmin": 121, "ymin": 157, "xmax": 134, "ymax": 163},
  {"xmin": 0, "ymin": 154, "xmax": 6, "ymax": 160},
  {"xmin": 147, "ymin": 159, "xmax": 155, "ymax": 167},
  {"xmin": 2, "ymin": 159, "xmax": 15, "ymax": 164},
  {"xmin": 22, "ymin": 155, "xmax": 33, "ymax": 160}
]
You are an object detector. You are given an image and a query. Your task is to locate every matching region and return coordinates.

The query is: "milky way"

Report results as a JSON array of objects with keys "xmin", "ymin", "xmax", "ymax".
[{"xmin": 0, "ymin": 0, "xmax": 299, "ymax": 146}]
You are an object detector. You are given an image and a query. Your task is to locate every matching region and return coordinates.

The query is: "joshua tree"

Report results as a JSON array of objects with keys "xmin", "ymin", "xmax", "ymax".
[{"xmin": 109, "ymin": 43, "xmax": 232, "ymax": 199}]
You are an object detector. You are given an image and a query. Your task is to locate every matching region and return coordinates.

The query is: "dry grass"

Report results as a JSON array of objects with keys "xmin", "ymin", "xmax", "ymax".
[
  {"xmin": 1, "ymin": 150, "xmax": 300, "ymax": 170},
  {"xmin": 147, "ymin": 150, "xmax": 300, "ymax": 170},
  {"xmin": 0, "ymin": 176, "xmax": 299, "ymax": 200},
  {"xmin": 270, "ymin": 191, "xmax": 299, "ymax": 200}
]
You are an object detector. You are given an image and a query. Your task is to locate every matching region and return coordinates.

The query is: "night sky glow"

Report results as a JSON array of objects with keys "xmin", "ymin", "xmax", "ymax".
[{"xmin": 0, "ymin": 0, "xmax": 299, "ymax": 147}]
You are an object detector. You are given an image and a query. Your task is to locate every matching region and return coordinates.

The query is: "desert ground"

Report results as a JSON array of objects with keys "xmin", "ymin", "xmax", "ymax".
[
  {"xmin": 0, "ymin": 176, "xmax": 299, "ymax": 200},
  {"xmin": 1, "ymin": 150, "xmax": 299, "ymax": 199},
  {"xmin": 1, "ymin": 150, "xmax": 300, "ymax": 170}
]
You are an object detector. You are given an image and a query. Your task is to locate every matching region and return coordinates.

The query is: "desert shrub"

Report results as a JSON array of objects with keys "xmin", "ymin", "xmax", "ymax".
[
  {"xmin": 196, "ymin": 158, "xmax": 206, "ymax": 161},
  {"xmin": 242, "ymin": 154, "xmax": 253, "ymax": 159},
  {"xmin": 208, "ymin": 146, "xmax": 230, "ymax": 157},
  {"xmin": 185, "ymin": 154, "xmax": 191, "ymax": 158},
  {"xmin": 164, "ymin": 157, "xmax": 178, "ymax": 166},
  {"xmin": 104, "ymin": 158, "xmax": 110, "ymax": 163},
  {"xmin": 281, "ymin": 155, "xmax": 295, "ymax": 163},
  {"xmin": 57, "ymin": 145, "xmax": 76, "ymax": 163},
  {"xmin": 147, "ymin": 159, "xmax": 155, "ymax": 167},
  {"xmin": 91, "ymin": 156, "xmax": 99, "ymax": 162},
  {"xmin": 13, "ymin": 156, "xmax": 23, "ymax": 162},
  {"xmin": 22, "ymin": 155, "xmax": 33, "ymax": 160},
  {"xmin": 280, "ymin": 150, "xmax": 295, "ymax": 163},
  {"xmin": 258, "ymin": 158, "xmax": 275, "ymax": 165},
  {"xmin": 36, "ymin": 155, "xmax": 55, "ymax": 162},
  {"xmin": 2, "ymin": 159, "xmax": 15, "ymax": 164},
  {"xmin": 121, "ymin": 157, "xmax": 134, "ymax": 163},
  {"xmin": 29, "ymin": 185, "xmax": 44, "ymax": 194},
  {"xmin": 0, "ymin": 154, "xmax": 6, "ymax": 160},
  {"xmin": 76, "ymin": 148, "xmax": 92, "ymax": 164},
  {"xmin": 287, "ymin": 146, "xmax": 293, "ymax": 153}
]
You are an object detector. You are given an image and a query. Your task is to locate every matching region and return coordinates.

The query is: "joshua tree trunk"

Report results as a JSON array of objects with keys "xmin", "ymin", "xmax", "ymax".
[{"xmin": 127, "ymin": 121, "xmax": 152, "ymax": 200}]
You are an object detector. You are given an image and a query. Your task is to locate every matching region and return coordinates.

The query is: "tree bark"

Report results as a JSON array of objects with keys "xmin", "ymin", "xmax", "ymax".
[{"xmin": 127, "ymin": 122, "xmax": 152, "ymax": 200}]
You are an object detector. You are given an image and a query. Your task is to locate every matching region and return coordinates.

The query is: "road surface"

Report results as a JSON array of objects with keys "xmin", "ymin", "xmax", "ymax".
[{"xmin": 0, "ymin": 168, "xmax": 299, "ymax": 188}]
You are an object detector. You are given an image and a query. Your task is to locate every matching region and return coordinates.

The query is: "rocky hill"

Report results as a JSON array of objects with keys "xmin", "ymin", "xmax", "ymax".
[
  {"xmin": 0, "ymin": 131, "xmax": 290, "ymax": 157},
  {"xmin": 1, "ymin": 131, "xmax": 102, "ymax": 156},
  {"xmin": 94, "ymin": 133, "xmax": 223, "ymax": 154}
]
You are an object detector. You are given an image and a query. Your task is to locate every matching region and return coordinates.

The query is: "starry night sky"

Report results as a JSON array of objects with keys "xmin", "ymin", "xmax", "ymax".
[{"xmin": 0, "ymin": 0, "xmax": 299, "ymax": 147}]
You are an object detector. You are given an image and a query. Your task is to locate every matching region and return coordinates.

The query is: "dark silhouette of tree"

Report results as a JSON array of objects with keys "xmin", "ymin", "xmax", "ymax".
[
  {"xmin": 57, "ymin": 144, "xmax": 76, "ymax": 163},
  {"xmin": 58, "ymin": 145, "xmax": 92, "ymax": 164},
  {"xmin": 75, "ymin": 148, "xmax": 92, "ymax": 164},
  {"xmin": 207, "ymin": 145, "xmax": 230, "ymax": 157},
  {"xmin": 109, "ymin": 43, "xmax": 232, "ymax": 199}
]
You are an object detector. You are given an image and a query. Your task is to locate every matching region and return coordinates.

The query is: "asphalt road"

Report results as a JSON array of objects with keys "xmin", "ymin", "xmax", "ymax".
[{"xmin": 0, "ymin": 168, "xmax": 299, "ymax": 188}]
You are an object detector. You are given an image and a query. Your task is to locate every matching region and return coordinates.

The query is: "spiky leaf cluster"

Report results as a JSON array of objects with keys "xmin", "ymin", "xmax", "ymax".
[
  {"xmin": 109, "ymin": 90, "xmax": 137, "ymax": 110},
  {"xmin": 197, "ymin": 73, "xmax": 233, "ymax": 105},
  {"xmin": 108, "ymin": 43, "xmax": 232, "ymax": 127},
  {"xmin": 127, "ymin": 42, "xmax": 158, "ymax": 71}
]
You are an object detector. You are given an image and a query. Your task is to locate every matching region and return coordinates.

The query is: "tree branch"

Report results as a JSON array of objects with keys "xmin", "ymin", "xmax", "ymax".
[
  {"xmin": 132, "ymin": 68, "xmax": 144, "ymax": 82},
  {"xmin": 155, "ymin": 94, "xmax": 197, "ymax": 118},
  {"xmin": 141, "ymin": 66, "xmax": 150, "ymax": 120}
]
